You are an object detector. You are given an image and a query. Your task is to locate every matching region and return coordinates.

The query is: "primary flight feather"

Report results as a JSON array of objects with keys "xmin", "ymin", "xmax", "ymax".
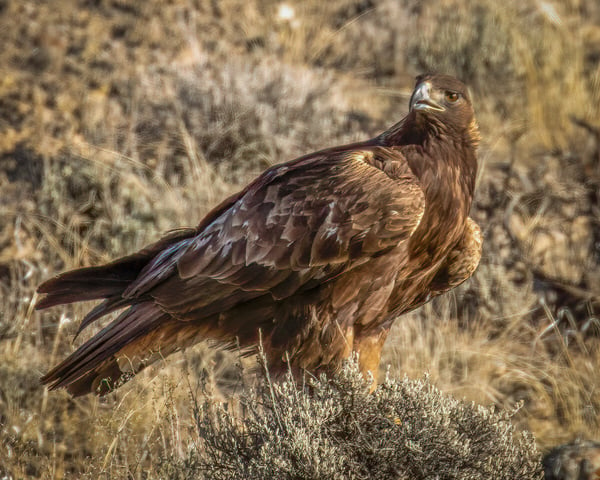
[{"xmin": 37, "ymin": 73, "xmax": 482, "ymax": 396}]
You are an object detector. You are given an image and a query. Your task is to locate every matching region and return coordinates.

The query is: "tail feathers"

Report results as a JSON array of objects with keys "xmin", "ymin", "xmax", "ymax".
[
  {"xmin": 41, "ymin": 303, "xmax": 168, "ymax": 396},
  {"xmin": 37, "ymin": 228, "xmax": 202, "ymax": 396},
  {"xmin": 62, "ymin": 359, "xmax": 125, "ymax": 397},
  {"xmin": 36, "ymin": 227, "xmax": 199, "ymax": 310},
  {"xmin": 75, "ymin": 296, "xmax": 133, "ymax": 337},
  {"xmin": 35, "ymin": 265, "xmax": 139, "ymax": 310}
]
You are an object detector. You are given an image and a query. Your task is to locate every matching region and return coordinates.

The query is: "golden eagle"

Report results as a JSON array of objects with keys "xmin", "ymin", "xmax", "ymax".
[{"xmin": 37, "ymin": 73, "xmax": 482, "ymax": 396}]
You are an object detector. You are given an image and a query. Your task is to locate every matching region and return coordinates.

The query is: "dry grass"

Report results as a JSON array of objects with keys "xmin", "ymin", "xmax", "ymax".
[
  {"xmin": 1, "ymin": 0, "xmax": 600, "ymax": 477},
  {"xmin": 384, "ymin": 301, "xmax": 600, "ymax": 450}
]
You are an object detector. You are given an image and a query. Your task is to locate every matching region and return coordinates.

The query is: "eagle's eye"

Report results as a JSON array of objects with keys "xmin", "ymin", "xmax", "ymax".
[{"xmin": 445, "ymin": 91, "xmax": 460, "ymax": 103}]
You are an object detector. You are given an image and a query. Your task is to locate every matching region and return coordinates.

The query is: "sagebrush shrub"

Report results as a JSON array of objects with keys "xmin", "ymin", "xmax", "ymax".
[{"xmin": 161, "ymin": 357, "xmax": 543, "ymax": 480}]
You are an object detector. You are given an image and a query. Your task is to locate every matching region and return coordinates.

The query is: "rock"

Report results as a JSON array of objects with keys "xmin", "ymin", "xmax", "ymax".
[{"xmin": 543, "ymin": 439, "xmax": 600, "ymax": 480}]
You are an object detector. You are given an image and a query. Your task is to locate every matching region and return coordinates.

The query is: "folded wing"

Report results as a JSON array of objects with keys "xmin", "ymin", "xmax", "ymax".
[{"xmin": 37, "ymin": 145, "xmax": 425, "ymax": 395}]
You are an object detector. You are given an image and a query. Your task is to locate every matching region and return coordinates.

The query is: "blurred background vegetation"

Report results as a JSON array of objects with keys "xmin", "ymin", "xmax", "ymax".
[{"xmin": 0, "ymin": 0, "xmax": 599, "ymax": 477}]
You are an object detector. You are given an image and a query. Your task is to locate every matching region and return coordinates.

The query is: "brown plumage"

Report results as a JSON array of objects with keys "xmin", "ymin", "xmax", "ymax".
[{"xmin": 37, "ymin": 73, "xmax": 482, "ymax": 396}]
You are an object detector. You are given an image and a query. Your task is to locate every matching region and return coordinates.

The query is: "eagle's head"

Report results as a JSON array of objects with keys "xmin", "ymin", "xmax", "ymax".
[{"xmin": 409, "ymin": 73, "xmax": 479, "ymax": 146}]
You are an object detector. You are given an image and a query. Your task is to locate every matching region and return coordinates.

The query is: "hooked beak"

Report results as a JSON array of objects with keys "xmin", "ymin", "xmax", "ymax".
[{"xmin": 409, "ymin": 82, "xmax": 445, "ymax": 113}]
